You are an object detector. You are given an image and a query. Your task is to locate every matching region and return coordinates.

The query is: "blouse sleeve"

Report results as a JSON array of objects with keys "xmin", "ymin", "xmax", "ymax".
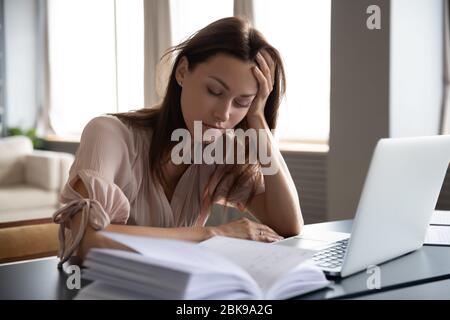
[
  {"xmin": 52, "ymin": 116, "xmax": 132, "ymax": 268},
  {"xmin": 213, "ymin": 167, "xmax": 265, "ymax": 212}
]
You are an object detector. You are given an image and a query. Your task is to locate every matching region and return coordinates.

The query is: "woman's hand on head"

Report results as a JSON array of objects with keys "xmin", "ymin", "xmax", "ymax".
[
  {"xmin": 210, "ymin": 217, "xmax": 284, "ymax": 243},
  {"xmin": 247, "ymin": 50, "xmax": 276, "ymax": 119}
]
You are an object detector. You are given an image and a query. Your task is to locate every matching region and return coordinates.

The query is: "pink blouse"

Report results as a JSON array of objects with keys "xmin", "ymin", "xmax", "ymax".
[{"xmin": 53, "ymin": 115, "xmax": 265, "ymax": 267}]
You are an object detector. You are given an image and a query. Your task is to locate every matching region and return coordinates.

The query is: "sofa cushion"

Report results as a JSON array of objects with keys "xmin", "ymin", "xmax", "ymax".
[
  {"xmin": 0, "ymin": 206, "xmax": 58, "ymax": 224},
  {"xmin": 0, "ymin": 136, "xmax": 33, "ymax": 186},
  {"xmin": 0, "ymin": 184, "xmax": 58, "ymax": 212},
  {"xmin": 25, "ymin": 151, "xmax": 60, "ymax": 191}
]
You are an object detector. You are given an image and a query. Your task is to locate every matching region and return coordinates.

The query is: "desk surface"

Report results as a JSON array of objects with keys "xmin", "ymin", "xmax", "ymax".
[
  {"xmin": 1, "ymin": 219, "xmax": 450, "ymax": 300},
  {"xmin": 353, "ymin": 278, "xmax": 450, "ymax": 300},
  {"xmin": 0, "ymin": 257, "xmax": 79, "ymax": 300},
  {"xmin": 299, "ymin": 220, "xmax": 450, "ymax": 299}
]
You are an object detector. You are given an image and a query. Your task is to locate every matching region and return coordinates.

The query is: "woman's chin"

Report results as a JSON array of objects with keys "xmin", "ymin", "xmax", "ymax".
[
  {"xmin": 202, "ymin": 135, "xmax": 219, "ymax": 144},
  {"xmin": 202, "ymin": 139, "xmax": 213, "ymax": 145}
]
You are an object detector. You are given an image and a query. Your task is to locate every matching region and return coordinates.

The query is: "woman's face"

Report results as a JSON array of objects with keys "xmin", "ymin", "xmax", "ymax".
[{"xmin": 176, "ymin": 53, "xmax": 258, "ymax": 140}]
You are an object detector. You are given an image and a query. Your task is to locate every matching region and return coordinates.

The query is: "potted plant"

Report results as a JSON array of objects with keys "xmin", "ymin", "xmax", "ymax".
[{"xmin": 7, "ymin": 127, "xmax": 43, "ymax": 149}]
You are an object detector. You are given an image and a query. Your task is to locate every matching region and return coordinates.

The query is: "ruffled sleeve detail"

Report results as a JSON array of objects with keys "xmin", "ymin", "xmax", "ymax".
[
  {"xmin": 53, "ymin": 170, "xmax": 130, "ymax": 268},
  {"xmin": 52, "ymin": 116, "xmax": 133, "ymax": 268}
]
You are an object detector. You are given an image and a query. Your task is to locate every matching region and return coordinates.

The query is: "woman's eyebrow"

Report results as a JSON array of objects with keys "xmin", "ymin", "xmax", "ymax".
[{"xmin": 208, "ymin": 76, "xmax": 257, "ymax": 97}]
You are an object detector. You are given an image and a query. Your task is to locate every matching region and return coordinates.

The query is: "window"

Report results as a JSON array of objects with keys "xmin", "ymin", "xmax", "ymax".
[
  {"xmin": 46, "ymin": 0, "xmax": 330, "ymax": 142},
  {"xmin": 115, "ymin": 0, "xmax": 144, "ymax": 113},
  {"xmin": 254, "ymin": 0, "xmax": 331, "ymax": 143},
  {"xmin": 170, "ymin": 0, "xmax": 233, "ymax": 46},
  {"xmin": 47, "ymin": 0, "xmax": 143, "ymax": 137}
]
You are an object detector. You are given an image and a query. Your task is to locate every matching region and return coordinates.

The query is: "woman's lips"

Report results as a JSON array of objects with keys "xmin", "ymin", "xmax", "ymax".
[
  {"xmin": 203, "ymin": 123, "xmax": 224, "ymax": 130},
  {"xmin": 201, "ymin": 123, "xmax": 225, "ymax": 143},
  {"xmin": 202, "ymin": 123, "xmax": 226, "ymax": 133}
]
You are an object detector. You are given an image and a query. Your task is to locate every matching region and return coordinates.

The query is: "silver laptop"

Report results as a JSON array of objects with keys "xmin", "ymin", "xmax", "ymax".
[{"xmin": 277, "ymin": 135, "xmax": 450, "ymax": 278}]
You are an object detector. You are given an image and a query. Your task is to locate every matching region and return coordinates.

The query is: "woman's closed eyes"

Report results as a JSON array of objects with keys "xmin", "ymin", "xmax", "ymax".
[
  {"xmin": 207, "ymin": 87, "xmax": 222, "ymax": 96},
  {"xmin": 234, "ymin": 99, "xmax": 252, "ymax": 108},
  {"xmin": 207, "ymin": 87, "xmax": 252, "ymax": 108}
]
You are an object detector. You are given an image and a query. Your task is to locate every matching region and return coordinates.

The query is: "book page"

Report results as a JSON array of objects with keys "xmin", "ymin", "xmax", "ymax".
[
  {"xmin": 430, "ymin": 210, "xmax": 450, "ymax": 226},
  {"xmin": 100, "ymin": 232, "xmax": 253, "ymax": 281},
  {"xmin": 199, "ymin": 236, "xmax": 317, "ymax": 292}
]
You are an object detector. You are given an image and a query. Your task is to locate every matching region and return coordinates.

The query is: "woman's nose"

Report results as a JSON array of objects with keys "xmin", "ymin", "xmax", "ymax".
[{"xmin": 213, "ymin": 100, "xmax": 232, "ymax": 122}]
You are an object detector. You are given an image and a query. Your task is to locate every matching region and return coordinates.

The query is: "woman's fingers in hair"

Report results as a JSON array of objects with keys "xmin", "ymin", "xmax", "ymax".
[
  {"xmin": 252, "ymin": 65, "xmax": 271, "ymax": 97},
  {"xmin": 255, "ymin": 52, "xmax": 273, "ymax": 90},
  {"xmin": 259, "ymin": 50, "xmax": 275, "ymax": 86}
]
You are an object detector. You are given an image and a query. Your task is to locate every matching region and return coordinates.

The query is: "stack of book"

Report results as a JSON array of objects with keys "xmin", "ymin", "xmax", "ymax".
[{"xmin": 74, "ymin": 232, "xmax": 330, "ymax": 300}]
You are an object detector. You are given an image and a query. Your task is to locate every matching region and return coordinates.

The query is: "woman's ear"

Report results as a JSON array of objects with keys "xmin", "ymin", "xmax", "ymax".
[{"xmin": 175, "ymin": 56, "xmax": 189, "ymax": 86}]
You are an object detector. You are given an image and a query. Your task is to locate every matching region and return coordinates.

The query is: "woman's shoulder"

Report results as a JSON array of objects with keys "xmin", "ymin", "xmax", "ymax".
[
  {"xmin": 75, "ymin": 115, "xmax": 143, "ymax": 178},
  {"xmin": 82, "ymin": 114, "xmax": 137, "ymax": 143},
  {"xmin": 84, "ymin": 114, "xmax": 128, "ymax": 132}
]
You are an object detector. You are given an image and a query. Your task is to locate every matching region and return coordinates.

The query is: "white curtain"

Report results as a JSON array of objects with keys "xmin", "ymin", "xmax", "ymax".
[
  {"xmin": 41, "ymin": 0, "xmax": 121, "ymax": 137},
  {"xmin": 143, "ymin": 0, "xmax": 172, "ymax": 107},
  {"xmin": 233, "ymin": 0, "xmax": 254, "ymax": 25},
  {"xmin": 441, "ymin": 0, "xmax": 450, "ymax": 134},
  {"xmin": 35, "ymin": 0, "xmax": 55, "ymax": 137},
  {"xmin": 38, "ymin": 0, "xmax": 250, "ymax": 135}
]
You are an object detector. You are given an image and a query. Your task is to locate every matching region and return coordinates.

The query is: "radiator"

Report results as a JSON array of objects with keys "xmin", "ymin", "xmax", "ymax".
[
  {"xmin": 282, "ymin": 151, "xmax": 327, "ymax": 224},
  {"xmin": 207, "ymin": 150, "xmax": 328, "ymax": 226}
]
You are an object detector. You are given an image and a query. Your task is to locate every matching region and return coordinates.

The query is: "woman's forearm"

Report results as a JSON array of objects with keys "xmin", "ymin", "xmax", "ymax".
[
  {"xmin": 261, "ymin": 150, "xmax": 304, "ymax": 235},
  {"xmin": 247, "ymin": 115, "xmax": 304, "ymax": 235},
  {"xmin": 69, "ymin": 177, "xmax": 216, "ymax": 261},
  {"xmin": 104, "ymin": 223, "xmax": 215, "ymax": 242},
  {"xmin": 71, "ymin": 211, "xmax": 216, "ymax": 261}
]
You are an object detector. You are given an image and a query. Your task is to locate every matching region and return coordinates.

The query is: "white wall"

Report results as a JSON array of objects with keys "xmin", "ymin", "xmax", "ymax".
[
  {"xmin": 4, "ymin": 0, "xmax": 37, "ymax": 130},
  {"xmin": 390, "ymin": 0, "xmax": 444, "ymax": 137}
]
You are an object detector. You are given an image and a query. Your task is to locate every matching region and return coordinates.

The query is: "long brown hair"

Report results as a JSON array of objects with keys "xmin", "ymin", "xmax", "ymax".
[{"xmin": 111, "ymin": 16, "xmax": 286, "ymax": 217}]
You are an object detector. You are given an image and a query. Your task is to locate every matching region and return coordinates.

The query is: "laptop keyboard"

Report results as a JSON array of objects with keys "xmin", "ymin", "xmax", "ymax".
[{"xmin": 312, "ymin": 238, "xmax": 349, "ymax": 269}]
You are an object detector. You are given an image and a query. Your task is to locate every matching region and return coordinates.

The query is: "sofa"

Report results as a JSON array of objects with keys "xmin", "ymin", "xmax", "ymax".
[{"xmin": 0, "ymin": 136, "xmax": 74, "ymax": 263}]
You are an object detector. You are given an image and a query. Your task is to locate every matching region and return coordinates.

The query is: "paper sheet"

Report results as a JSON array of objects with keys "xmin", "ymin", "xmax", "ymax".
[
  {"xmin": 199, "ymin": 236, "xmax": 317, "ymax": 292},
  {"xmin": 99, "ymin": 232, "xmax": 251, "ymax": 279}
]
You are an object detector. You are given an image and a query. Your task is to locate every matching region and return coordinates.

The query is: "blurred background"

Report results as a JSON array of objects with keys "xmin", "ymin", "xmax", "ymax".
[{"xmin": 0, "ymin": 0, "xmax": 449, "ymax": 263}]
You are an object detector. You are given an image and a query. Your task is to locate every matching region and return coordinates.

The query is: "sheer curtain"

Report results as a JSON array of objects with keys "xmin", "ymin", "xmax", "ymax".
[
  {"xmin": 40, "ymin": 0, "xmax": 331, "ymax": 141},
  {"xmin": 253, "ymin": 0, "xmax": 331, "ymax": 143},
  {"xmin": 234, "ymin": 0, "xmax": 254, "ymax": 23},
  {"xmin": 170, "ymin": 0, "xmax": 233, "ymax": 46},
  {"xmin": 144, "ymin": 0, "xmax": 171, "ymax": 107},
  {"xmin": 42, "ymin": 0, "xmax": 231, "ymax": 137},
  {"xmin": 441, "ymin": 0, "xmax": 450, "ymax": 135},
  {"xmin": 35, "ymin": 0, "xmax": 53, "ymax": 137},
  {"xmin": 46, "ymin": 0, "xmax": 117, "ymax": 137},
  {"xmin": 43, "ymin": 0, "xmax": 144, "ymax": 138}
]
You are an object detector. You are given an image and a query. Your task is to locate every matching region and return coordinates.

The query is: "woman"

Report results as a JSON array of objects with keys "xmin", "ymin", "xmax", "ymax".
[{"xmin": 53, "ymin": 17, "xmax": 303, "ymax": 268}]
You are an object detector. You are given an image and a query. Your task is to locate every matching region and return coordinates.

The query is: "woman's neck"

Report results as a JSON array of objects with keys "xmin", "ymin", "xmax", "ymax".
[{"xmin": 162, "ymin": 159, "xmax": 190, "ymax": 185}]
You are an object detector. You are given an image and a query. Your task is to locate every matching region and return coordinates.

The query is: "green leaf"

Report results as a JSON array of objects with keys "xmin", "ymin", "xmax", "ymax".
[{"xmin": 7, "ymin": 127, "xmax": 43, "ymax": 149}]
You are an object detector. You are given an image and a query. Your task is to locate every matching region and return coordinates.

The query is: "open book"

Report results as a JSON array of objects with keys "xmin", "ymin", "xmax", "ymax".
[{"xmin": 74, "ymin": 232, "xmax": 330, "ymax": 300}]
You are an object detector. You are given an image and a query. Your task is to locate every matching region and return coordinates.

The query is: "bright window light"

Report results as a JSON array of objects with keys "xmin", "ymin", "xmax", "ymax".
[
  {"xmin": 47, "ymin": 0, "xmax": 329, "ymax": 142},
  {"xmin": 47, "ymin": 0, "xmax": 143, "ymax": 137},
  {"xmin": 170, "ymin": 0, "xmax": 233, "ymax": 45},
  {"xmin": 254, "ymin": 0, "xmax": 331, "ymax": 143},
  {"xmin": 115, "ymin": 0, "xmax": 144, "ymax": 113}
]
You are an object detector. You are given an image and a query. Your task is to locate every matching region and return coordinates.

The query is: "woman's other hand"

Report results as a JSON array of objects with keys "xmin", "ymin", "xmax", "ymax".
[{"xmin": 210, "ymin": 217, "xmax": 284, "ymax": 243}]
